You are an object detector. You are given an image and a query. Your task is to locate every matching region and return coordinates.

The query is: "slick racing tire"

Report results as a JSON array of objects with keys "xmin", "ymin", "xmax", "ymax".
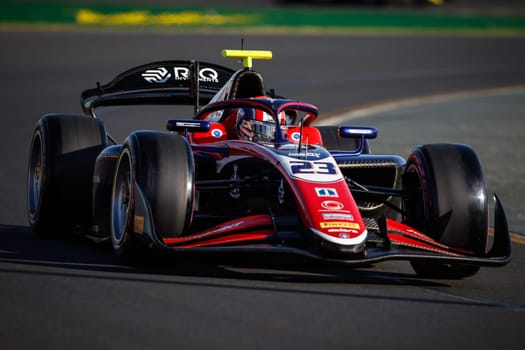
[
  {"xmin": 111, "ymin": 131, "xmax": 194, "ymax": 260},
  {"xmin": 317, "ymin": 126, "xmax": 371, "ymax": 154},
  {"xmin": 402, "ymin": 144, "xmax": 488, "ymax": 279},
  {"xmin": 27, "ymin": 114, "xmax": 107, "ymax": 237}
]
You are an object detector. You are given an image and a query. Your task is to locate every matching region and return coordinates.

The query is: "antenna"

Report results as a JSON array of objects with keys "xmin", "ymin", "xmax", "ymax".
[{"xmin": 297, "ymin": 117, "xmax": 304, "ymax": 154}]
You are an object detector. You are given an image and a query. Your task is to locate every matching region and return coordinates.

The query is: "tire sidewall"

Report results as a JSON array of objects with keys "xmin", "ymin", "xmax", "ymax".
[
  {"xmin": 27, "ymin": 126, "xmax": 48, "ymax": 231},
  {"xmin": 111, "ymin": 147, "xmax": 135, "ymax": 256}
]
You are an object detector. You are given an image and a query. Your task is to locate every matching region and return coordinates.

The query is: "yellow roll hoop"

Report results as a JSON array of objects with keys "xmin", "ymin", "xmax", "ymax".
[{"xmin": 221, "ymin": 49, "xmax": 273, "ymax": 69}]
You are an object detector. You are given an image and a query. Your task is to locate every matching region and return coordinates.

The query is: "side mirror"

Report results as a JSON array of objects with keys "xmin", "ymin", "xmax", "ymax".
[
  {"xmin": 167, "ymin": 119, "xmax": 210, "ymax": 133},
  {"xmin": 338, "ymin": 126, "xmax": 377, "ymax": 139}
]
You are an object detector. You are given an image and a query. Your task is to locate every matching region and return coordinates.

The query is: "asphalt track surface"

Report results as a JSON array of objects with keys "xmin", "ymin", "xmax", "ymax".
[{"xmin": 1, "ymin": 30, "xmax": 525, "ymax": 349}]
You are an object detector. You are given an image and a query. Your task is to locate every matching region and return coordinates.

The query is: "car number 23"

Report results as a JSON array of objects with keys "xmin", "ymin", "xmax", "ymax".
[{"xmin": 290, "ymin": 161, "xmax": 337, "ymax": 175}]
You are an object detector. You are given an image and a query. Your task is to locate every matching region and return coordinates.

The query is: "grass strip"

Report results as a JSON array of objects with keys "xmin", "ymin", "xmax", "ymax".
[{"xmin": 0, "ymin": 1, "xmax": 524, "ymax": 35}]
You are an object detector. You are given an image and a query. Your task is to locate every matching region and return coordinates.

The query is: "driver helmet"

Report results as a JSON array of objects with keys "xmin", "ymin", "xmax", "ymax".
[{"xmin": 236, "ymin": 108, "xmax": 286, "ymax": 143}]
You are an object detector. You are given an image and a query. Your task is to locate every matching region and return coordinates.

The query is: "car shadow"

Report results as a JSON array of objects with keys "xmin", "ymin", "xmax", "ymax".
[
  {"xmin": 0, "ymin": 223, "xmax": 444, "ymax": 288},
  {"xmin": 6, "ymin": 223, "xmax": 519, "ymax": 310}
]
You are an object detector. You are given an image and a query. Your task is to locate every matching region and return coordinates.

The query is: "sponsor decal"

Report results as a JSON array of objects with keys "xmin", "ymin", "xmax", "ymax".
[
  {"xmin": 339, "ymin": 233, "xmax": 350, "ymax": 239},
  {"xmin": 291, "ymin": 132, "xmax": 301, "ymax": 141},
  {"xmin": 211, "ymin": 128, "xmax": 224, "ymax": 138},
  {"xmin": 320, "ymin": 222, "xmax": 361, "ymax": 229},
  {"xmin": 327, "ymin": 228, "xmax": 354, "ymax": 233},
  {"xmin": 218, "ymin": 221, "xmax": 244, "ymax": 232},
  {"xmin": 142, "ymin": 67, "xmax": 219, "ymax": 84},
  {"xmin": 134, "ymin": 216, "xmax": 144, "ymax": 234},
  {"xmin": 142, "ymin": 67, "xmax": 171, "ymax": 83},
  {"xmin": 321, "ymin": 200, "xmax": 344, "ymax": 210},
  {"xmin": 315, "ymin": 187, "xmax": 338, "ymax": 198},
  {"xmin": 321, "ymin": 213, "xmax": 354, "ymax": 220},
  {"xmin": 287, "ymin": 152, "xmax": 321, "ymax": 159},
  {"xmin": 174, "ymin": 67, "xmax": 219, "ymax": 83}
]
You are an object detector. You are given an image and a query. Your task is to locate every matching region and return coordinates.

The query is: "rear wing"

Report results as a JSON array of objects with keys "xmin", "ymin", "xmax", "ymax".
[{"xmin": 80, "ymin": 60, "xmax": 235, "ymax": 116}]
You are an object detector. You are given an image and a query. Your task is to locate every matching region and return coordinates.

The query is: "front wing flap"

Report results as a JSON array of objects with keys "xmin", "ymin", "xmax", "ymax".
[{"xmin": 157, "ymin": 195, "xmax": 511, "ymax": 268}]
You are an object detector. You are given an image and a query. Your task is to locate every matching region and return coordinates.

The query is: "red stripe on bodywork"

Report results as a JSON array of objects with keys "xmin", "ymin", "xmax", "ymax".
[
  {"xmin": 166, "ymin": 230, "xmax": 275, "ymax": 248},
  {"xmin": 162, "ymin": 214, "xmax": 274, "ymax": 247},
  {"xmin": 387, "ymin": 219, "xmax": 473, "ymax": 256},
  {"xmin": 388, "ymin": 233, "xmax": 463, "ymax": 256}
]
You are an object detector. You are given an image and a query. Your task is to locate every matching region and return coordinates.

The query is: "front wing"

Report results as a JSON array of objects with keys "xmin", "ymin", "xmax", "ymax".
[{"xmin": 150, "ymin": 195, "xmax": 511, "ymax": 268}]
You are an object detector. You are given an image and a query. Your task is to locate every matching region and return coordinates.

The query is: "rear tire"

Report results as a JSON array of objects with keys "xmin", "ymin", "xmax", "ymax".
[
  {"xmin": 111, "ymin": 132, "xmax": 194, "ymax": 260},
  {"xmin": 403, "ymin": 144, "xmax": 488, "ymax": 278},
  {"xmin": 27, "ymin": 114, "xmax": 107, "ymax": 237}
]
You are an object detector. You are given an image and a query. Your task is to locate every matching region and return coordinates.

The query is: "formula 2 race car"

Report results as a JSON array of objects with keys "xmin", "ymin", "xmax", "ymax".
[{"xmin": 27, "ymin": 49, "xmax": 511, "ymax": 278}]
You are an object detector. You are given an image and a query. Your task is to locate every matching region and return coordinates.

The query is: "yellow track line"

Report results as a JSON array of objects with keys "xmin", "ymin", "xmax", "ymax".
[{"xmin": 510, "ymin": 233, "xmax": 525, "ymax": 245}]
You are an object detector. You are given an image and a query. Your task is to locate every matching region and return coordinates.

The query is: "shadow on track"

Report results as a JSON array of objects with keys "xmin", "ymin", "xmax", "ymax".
[
  {"xmin": 2, "ymin": 224, "xmax": 522, "ymax": 310},
  {"xmin": 0, "ymin": 224, "xmax": 458, "ymax": 286}
]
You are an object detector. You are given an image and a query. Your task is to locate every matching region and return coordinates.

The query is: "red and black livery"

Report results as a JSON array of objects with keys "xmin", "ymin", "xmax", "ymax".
[{"xmin": 27, "ymin": 49, "xmax": 511, "ymax": 279}]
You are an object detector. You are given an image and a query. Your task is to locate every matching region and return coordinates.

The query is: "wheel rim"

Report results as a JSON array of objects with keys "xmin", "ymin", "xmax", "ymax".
[
  {"xmin": 112, "ymin": 150, "xmax": 132, "ymax": 243},
  {"xmin": 28, "ymin": 132, "xmax": 43, "ymax": 221}
]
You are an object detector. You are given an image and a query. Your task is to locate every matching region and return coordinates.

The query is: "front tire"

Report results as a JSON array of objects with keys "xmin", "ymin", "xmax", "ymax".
[
  {"xmin": 111, "ymin": 132, "xmax": 194, "ymax": 260},
  {"xmin": 403, "ymin": 144, "xmax": 488, "ymax": 278}
]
